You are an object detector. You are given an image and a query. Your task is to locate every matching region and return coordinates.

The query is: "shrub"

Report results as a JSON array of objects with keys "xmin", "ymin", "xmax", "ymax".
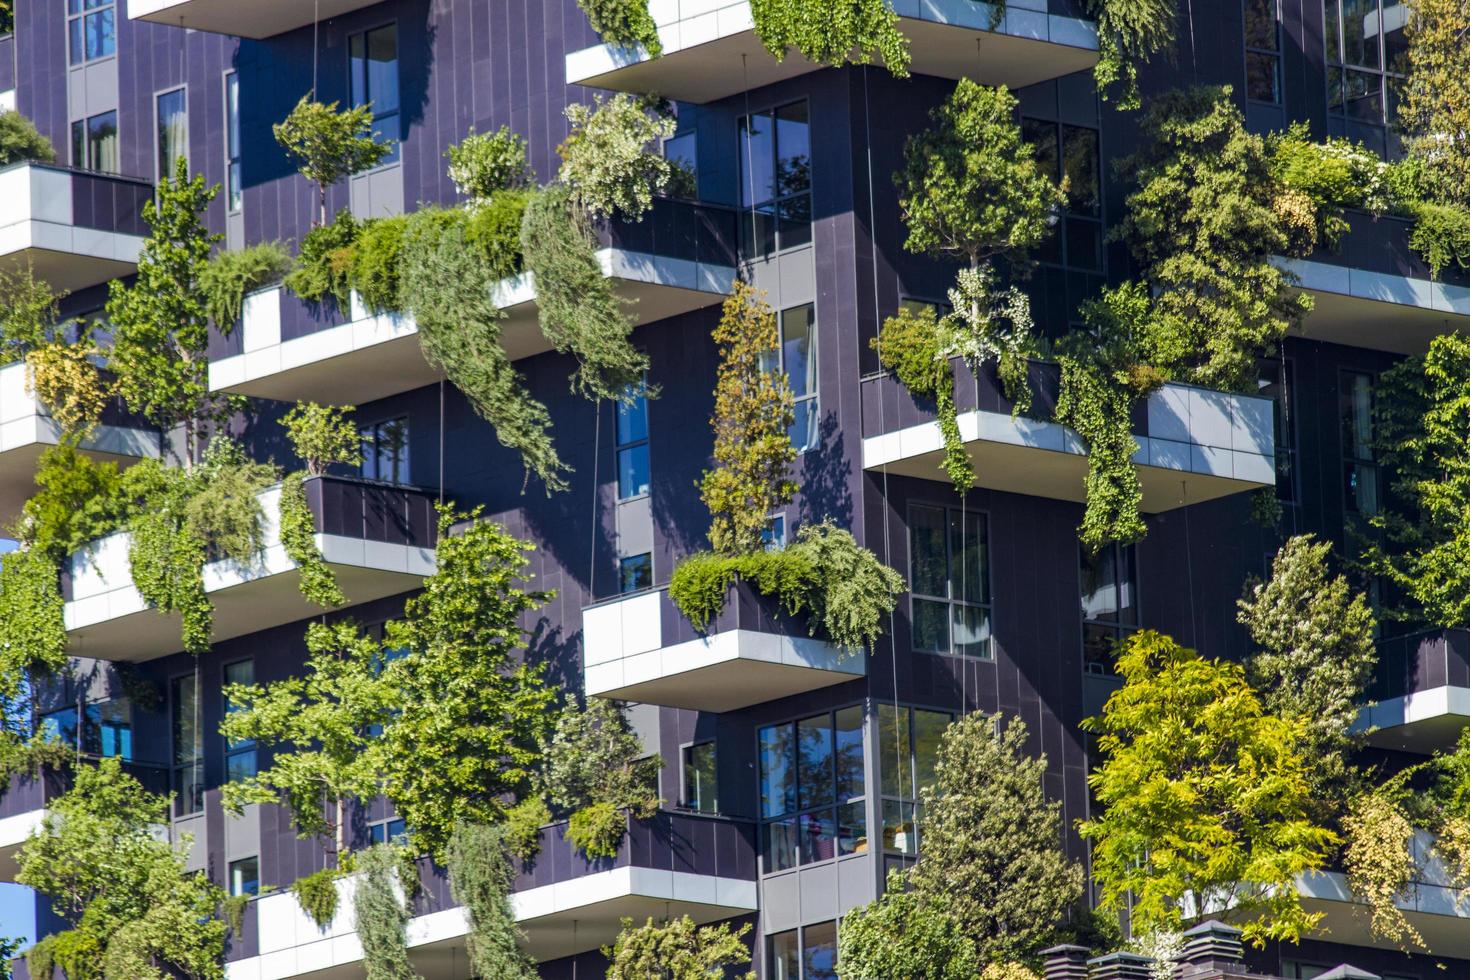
[
  {"xmin": 447, "ymin": 821, "xmax": 535, "ymax": 978},
  {"xmin": 466, "ymin": 189, "xmax": 530, "ymax": 278},
  {"xmin": 0, "ymin": 110, "xmax": 56, "ymax": 166},
  {"xmin": 286, "ymin": 210, "xmax": 359, "ymax": 309},
  {"xmin": 349, "ymin": 215, "xmax": 408, "ymax": 313},
  {"xmin": 1267, "ymin": 125, "xmax": 1391, "ymax": 250},
  {"xmin": 1406, "ymin": 198, "xmax": 1470, "ymax": 280},
  {"xmin": 577, "ymin": 0, "xmax": 662, "ymax": 56},
  {"xmin": 750, "ymin": 0, "xmax": 908, "ymax": 75},
  {"xmin": 282, "ymin": 402, "xmax": 360, "ymax": 476},
  {"xmin": 447, "ymin": 126, "xmax": 533, "ymax": 201},
  {"xmin": 545, "ymin": 699, "xmax": 661, "ymax": 858},
  {"xmin": 604, "ymin": 916, "xmax": 755, "ymax": 980},
  {"xmin": 558, "ymin": 94, "xmax": 677, "ymax": 221},
  {"xmin": 567, "ymin": 800, "xmax": 626, "ymax": 859},
  {"xmin": 291, "ymin": 867, "xmax": 342, "ymax": 929},
  {"xmin": 199, "ymin": 242, "xmax": 293, "ymax": 329},
  {"xmin": 503, "ymin": 796, "xmax": 551, "ymax": 860}
]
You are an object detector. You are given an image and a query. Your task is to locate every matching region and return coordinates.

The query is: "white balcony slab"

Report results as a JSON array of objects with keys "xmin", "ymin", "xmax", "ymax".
[
  {"xmin": 863, "ymin": 382, "xmax": 1275, "ymax": 511},
  {"xmin": 63, "ymin": 484, "xmax": 437, "ymax": 662},
  {"xmin": 567, "ymin": 0, "xmax": 1098, "ymax": 103},
  {"xmin": 0, "ymin": 805, "xmax": 46, "ymax": 881},
  {"xmin": 128, "ymin": 0, "xmax": 384, "ymax": 38},
  {"xmin": 1355, "ymin": 684, "xmax": 1470, "ymax": 754},
  {"xmin": 1280, "ymin": 255, "xmax": 1470, "ymax": 354},
  {"xmin": 0, "ymin": 163, "xmax": 146, "ymax": 292},
  {"xmin": 211, "ymin": 248, "xmax": 734, "ymax": 404},
  {"xmin": 225, "ymin": 866, "xmax": 756, "ymax": 979}
]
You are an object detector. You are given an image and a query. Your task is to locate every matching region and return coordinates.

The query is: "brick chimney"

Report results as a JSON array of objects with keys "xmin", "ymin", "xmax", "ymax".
[
  {"xmin": 1087, "ymin": 951, "xmax": 1156, "ymax": 980},
  {"xmin": 1041, "ymin": 944, "xmax": 1090, "ymax": 980}
]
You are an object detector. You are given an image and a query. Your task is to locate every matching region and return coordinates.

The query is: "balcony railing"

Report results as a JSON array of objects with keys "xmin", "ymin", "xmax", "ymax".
[
  {"xmin": 1358, "ymin": 628, "xmax": 1470, "ymax": 754},
  {"xmin": 861, "ymin": 359, "xmax": 1275, "ymax": 512},
  {"xmin": 209, "ymin": 198, "xmax": 738, "ymax": 405},
  {"xmin": 224, "ymin": 810, "xmax": 757, "ymax": 974},
  {"xmin": 0, "ymin": 162, "xmax": 151, "ymax": 292},
  {"xmin": 566, "ymin": 0, "xmax": 1098, "ymax": 104},
  {"xmin": 583, "ymin": 583, "xmax": 865, "ymax": 713},
  {"xmin": 128, "ymin": 0, "xmax": 384, "ymax": 38},
  {"xmin": 63, "ymin": 477, "xmax": 439, "ymax": 662},
  {"xmin": 1279, "ymin": 209, "xmax": 1470, "ymax": 354}
]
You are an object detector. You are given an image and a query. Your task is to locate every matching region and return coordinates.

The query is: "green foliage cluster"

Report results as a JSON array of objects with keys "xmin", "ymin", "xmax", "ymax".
[
  {"xmin": 1266, "ymin": 124, "xmax": 1393, "ymax": 251},
  {"xmin": 446, "ymin": 126, "xmax": 533, "ymax": 202},
  {"xmin": 837, "ymin": 869, "xmax": 982, "ymax": 980},
  {"xmin": 749, "ymin": 0, "xmax": 909, "ymax": 75},
  {"xmin": 1405, "ymin": 198, "xmax": 1470, "ymax": 280},
  {"xmin": 18, "ymin": 758, "xmax": 227, "ymax": 978},
  {"xmin": 446, "ymin": 821, "xmax": 536, "ymax": 978},
  {"xmin": 1080, "ymin": 630, "xmax": 1337, "ymax": 945},
  {"xmin": 670, "ymin": 520, "xmax": 904, "ymax": 652},
  {"xmin": 603, "ymin": 916, "xmax": 755, "ymax": 980},
  {"xmin": 874, "ymin": 306, "xmax": 968, "ymax": 490},
  {"xmin": 558, "ymin": 94, "xmax": 677, "ymax": 221},
  {"xmin": 0, "ymin": 547, "xmax": 67, "ymax": 683},
  {"xmin": 503, "ymin": 796, "xmax": 552, "ymax": 860},
  {"xmin": 0, "ymin": 110, "xmax": 56, "ymax": 166},
  {"xmin": 274, "ymin": 96, "xmax": 392, "ymax": 225},
  {"xmin": 1088, "ymin": 0, "xmax": 1176, "ymax": 109},
  {"xmin": 1397, "ymin": 0, "xmax": 1470, "ymax": 209},
  {"xmin": 576, "ymin": 0, "xmax": 662, "ymax": 56},
  {"xmin": 354, "ymin": 845, "xmax": 420, "ymax": 980},
  {"xmin": 199, "ymin": 241, "xmax": 293, "ymax": 328},
  {"xmin": 277, "ymin": 402, "xmax": 361, "ymax": 607},
  {"xmin": 286, "ymin": 210, "xmax": 359, "ymax": 309},
  {"xmin": 280, "ymin": 471, "xmax": 345, "ymax": 608},
  {"xmin": 291, "ymin": 867, "xmax": 343, "ymax": 929},
  {"xmin": 283, "ymin": 401, "xmax": 361, "ymax": 476},
  {"xmin": 544, "ymin": 699, "xmax": 661, "ymax": 858}
]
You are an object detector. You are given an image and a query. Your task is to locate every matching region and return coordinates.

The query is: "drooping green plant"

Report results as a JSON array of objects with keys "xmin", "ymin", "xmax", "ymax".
[
  {"xmin": 221, "ymin": 894, "xmax": 249, "ymax": 937},
  {"xmin": 17, "ymin": 758, "xmax": 228, "ymax": 978},
  {"xmin": 349, "ymin": 215, "xmax": 408, "ymax": 313},
  {"xmin": 544, "ymin": 699, "xmax": 661, "ymax": 859},
  {"xmin": 1397, "ymin": 0, "xmax": 1470, "ymax": 209},
  {"xmin": 873, "ymin": 305, "xmax": 969, "ymax": 490},
  {"xmin": 1089, "ymin": 0, "xmax": 1177, "ymax": 109},
  {"xmin": 1238, "ymin": 535, "xmax": 1376, "ymax": 806},
  {"xmin": 291, "ymin": 867, "xmax": 343, "ymax": 929},
  {"xmin": 280, "ymin": 471, "xmax": 345, "ymax": 608},
  {"xmin": 199, "ymin": 241, "xmax": 294, "ymax": 329},
  {"xmin": 520, "ymin": 183, "xmax": 648, "ymax": 401},
  {"xmin": 700, "ymin": 281, "xmax": 797, "ymax": 556},
  {"xmin": 465, "ymin": 190, "xmax": 531, "ymax": 277},
  {"xmin": 603, "ymin": 916, "xmax": 755, "ymax": 980},
  {"xmin": 446, "ymin": 821, "xmax": 537, "ymax": 978},
  {"xmin": 750, "ymin": 0, "xmax": 909, "ymax": 75},
  {"xmin": 0, "ymin": 546, "xmax": 68, "ymax": 683},
  {"xmin": 397, "ymin": 204, "xmax": 569, "ymax": 492},
  {"xmin": 1405, "ymin": 198, "xmax": 1470, "ymax": 280},
  {"xmin": 274, "ymin": 96, "xmax": 392, "ymax": 226},
  {"xmin": 558, "ymin": 94, "xmax": 677, "ymax": 221},
  {"xmin": 1080, "ymin": 630, "xmax": 1338, "ymax": 945},
  {"xmin": 106, "ymin": 157, "xmax": 231, "ymax": 470},
  {"xmin": 503, "ymin": 796, "xmax": 552, "ymax": 860},
  {"xmin": 286, "ymin": 209, "xmax": 360, "ymax": 309},
  {"xmin": 576, "ymin": 0, "xmax": 662, "ymax": 56},
  {"xmin": 448, "ymin": 126, "xmax": 533, "ymax": 203},
  {"xmin": 354, "ymin": 845, "xmax": 421, "ymax": 980},
  {"xmin": 277, "ymin": 402, "xmax": 358, "ymax": 603},
  {"xmin": 0, "ymin": 264, "xmax": 66, "ymax": 361},
  {"xmin": 0, "ymin": 110, "xmax": 56, "ymax": 165}
]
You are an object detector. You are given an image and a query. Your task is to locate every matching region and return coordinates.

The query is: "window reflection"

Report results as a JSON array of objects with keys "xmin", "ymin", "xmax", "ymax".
[{"xmin": 759, "ymin": 707, "xmax": 867, "ymax": 873}]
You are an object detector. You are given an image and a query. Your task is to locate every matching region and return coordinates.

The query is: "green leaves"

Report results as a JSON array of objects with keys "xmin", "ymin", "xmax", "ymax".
[
  {"xmin": 1398, "ymin": 0, "xmax": 1470, "ymax": 209},
  {"xmin": 199, "ymin": 241, "xmax": 293, "ymax": 329},
  {"xmin": 282, "ymin": 402, "xmax": 361, "ymax": 477},
  {"xmin": 604, "ymin": 916, "xmax": 755, "ymax": 980},
  {"xmin": 0, "ymin": 109, "xmax": 56, "ymax": 166},
  {"xmin": 354, "ymin": 845, "xmax": 421, "ymax": 980},
  {"xmin": 285, "ymin": 209, "xmax": 359, "ymax": 309},
  {"xmin": 279, "ymin": 471, "xmax": 346, "ymax": 608},
  {"xmin": 274, "ymin": 96, "xmax": 392, "ymax": 224},
  {"xmin": 290, "ymin": 868, "xmax": 344, "ymax": 929},
  {"xmin": 557, "ymin": 94, "xmax": 677, "ymax": 221},
  {"xmin": 750, "ymin": 0, "xmax": 909, "ymax": 76},
  {"xmin": 544, "ymin": 699, "xmax": 661, "ymax": 858},
  {"xmin": 838, "ymin": 870, "xmax": 981, "ymax": 980},
  {"xmin": 447, "ymin": 821, "xmax": 536, "ymax": 978},
  {"xmin": 576, "ymin": 0, "xmax": 662, "ymax": 56},
  {"xmin": 1089, "ymin": 0, "xmax": 1176, "ymax": 109},
  {"xmin": 446, "ymin": 126, "xmax": 533, "ymax": 202}
]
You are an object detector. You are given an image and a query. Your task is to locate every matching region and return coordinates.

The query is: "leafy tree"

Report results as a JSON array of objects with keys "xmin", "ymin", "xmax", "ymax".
[
  {"xmin": 1080, "ymin": 630, "xmax": 1338, "ymax": 945},
  {"xmin": 0, "ymin": 267, "xmax": 110, "ymax": 441},
  {"xmin": 106, "ymin": 158, "xmax": 226, "ymax": 470},
  {"xmin": 282, "ymin": 401, "xmax": 361, "ymax": 476},
  {"xmin": 558, "ymin": 94, "xmax": 677, "ymax": 221},
  {"xmin": 377, "ymin": 510, "xmax": 559, "ymax": 859},
  {"xmin": 749, "ymin": 0, "xmax": 909, "ymax": 75},
  {"xmin": 577, "ymin": 0, "xmax": 662, "ymax": 56},
  {"xmin": 446, "ymin": 126, "xmax": 532, "ymax": 203},
  {"xmin": 285, "ymin": 209, "xmax": 359, "ymax": 308},
  {"xmin": 837, "ymin": 870, "xmax": 981, "ymax": 979},
  {"xmin": 447, "ymin": 821, "xmax": 537, "ymax": 979},
  {"xmin": 0, "ymin": 110, "xmax": 56, "ymax": 165},
  {"xmin": 17, "ymin": 758, "xmax": 227, "ymax": 978},
  {"xmin": 543, "ymin": 699, "xmax": 661, "ymax": 858},
  {"xmin": 907, "ymin": 714, "xmax": 1083, "ymax": 965},
  {"xmin": 1238, "ymin": 535, "xmax": 1376, "ymax": 803},
  {"xmin": 603, "ymin": 916, "xmax": 754, "ymax": 980},
  {"xmin": 274, "ymin": 96, "xmax": 392, "ymax": 226},
  {"xmin": 1398, "ymin": 0, "xmax": 1470, "ymax": 208},
  {"xmin": 1112, "ymin": 86, "xmax": 1310, "ymax": 393},
  {"xmin": 700, "ymin": 282, "xmax": 796, "ymax": 556},
  {"xmin": 219, "ymin": 620, "xmax": 391, "ymax": 861}
]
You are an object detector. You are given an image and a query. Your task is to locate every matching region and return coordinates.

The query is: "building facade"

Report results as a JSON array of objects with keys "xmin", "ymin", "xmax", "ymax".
[{"xmin": 0, "ymin": 0, "xmax": 1465, "ymax": 977}]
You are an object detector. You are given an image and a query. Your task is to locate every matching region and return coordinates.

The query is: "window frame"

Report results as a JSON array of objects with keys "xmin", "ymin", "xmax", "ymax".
[
  {"xmin": 1021, "ymin": 117, "xmax": 1104, "ymax": 274},
  {"xmin": 66, "ymin": 0, "xmax": 117, "ymax": 66},
  {"xmin": 1323, "ymin": 0, "xmax": 1408, "ymax": 128},
  {"xmin": 1338, "ymin": 368, "xmax": 1379, "ymax": 518},
  {"xmin": 1080, "ymin": 541, "xmax": 1140, "ymax": 676},
  {"xmin": 680, "ymin": 740, "xmax": 718, "ymax": 813},
  {"xmin": 767, "ymin": 921, "xmax": 839, "ymax": 980},
  {"xmin": 906, "ymin": 502, "xmax": 995, "ymax": 660},
  {"xmin": 1243, "ymin": 0, "xmax": 1284, "ymax": 105},
  {"xmin": 618, "ymin": 552, "xmax": 653, "ymax": 594},
  {"xmin": 876, "ymin": 703, "xmax": 956, "ymax": 861},
  {"xmin": 737, "ymin": 99, "xmax": 813, "ymax": 258},
  {"xmin": 222, "ymin": 658, "xmax": 257, "ymax": 783},
  {"xmin": 224, "ymin": 71, "xmax": 242, "ymax": 212},
  {"xmin": 228, "ymin": 855, "xmax": 260, "ymax": 897},
  {"xmin": 155, "ymin": 84, "xmax": 189, "ymax": 182},
  {"xmin": 71, "ymin": 109, "xmax": 119, "ymax": 174},
  {"xmin": 1259, "ymin": 356, "xmax": 1298, "ymax": 505},
  {"xmin": 614, "ymin": 383, "xmax": 651, "ymax": 501},
  {"xmin": 359, "ymin": 415, "xmax": 411, "ymax": 485},
  {"xmin": 347, "ymin": 21, "xmax": 402, "ymax": 169},
  {"xmin": 170, "ymin": 671, "xmax": 204, "ymax": 819},
  {"xmin": 755, "ymin": 704, "xmax": 868, "ymax": 876}
]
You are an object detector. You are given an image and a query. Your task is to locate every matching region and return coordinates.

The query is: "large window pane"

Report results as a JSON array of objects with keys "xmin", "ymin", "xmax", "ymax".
[
  {"xmin": 765, "ymin": 818, "xmax": 798, "ymax": 872},
  {"xmin": 768, "ymin": 930, "xmax": 800, "ymax": 980},
  {"xmin": 834, "ymin": 706, "xmax": 864, "ymax": 800},
  {"xmin": 226, "ymin": 73, "xmax": 242, "ymax": 210},
  {"xmin": 949, "ymin": 509, "xmax": 987, "ymax": 605},
  {"xmin": 683, "ymin": 742, "xmax": 717, "ymax": 812},
  {"xmin": 739, "ymin": 112, "xmax": 774, "ymax": 208},
  {"xmin": 878, "ymin": 703, "xmax": 911, "ymax": 799},
  {"xmin": 781, "ymin": 306, "xmax": 816, "ymax": 400},
  {"xmin": 909, "ymin": 505, "xmax": 948, "ymax": 598},
  {"xmin": 172, "ymin": 674, "xmax": 203, "ymax": 817},
  {"xmin": 911, "ymin": 598, "xmax": 949, "ymax": 654},
  {"xmin": 802, "ymin": 923, "xmax": 838, "ymax": 980},
  {"xmin": 913, "ymin": 710, "xmax": 948, "ymax": 796},
  {"xmin": 798, "ymin": 809, "xmax": 836, "ymax": 864},
  {"xmin": 617, "ymin": 444, "xmax": 650, "ymax": 499},
  {"xmin": 88, "ymin": 112, "xmax": 119, "ymax": 174},
  {"xmin": 759, "ymin": 723, "xmax": 796, "ymax": 818},
  {"xmin": 775, "ymin": 102, "xmax": 810, "ymax": 196},
  {"xmin": 796, "ymin": 714, "xmax": 834, "ymax": 811},
  {"xmin": 157, "ymin": 88, "xmax": 187, "ymax": 180}
]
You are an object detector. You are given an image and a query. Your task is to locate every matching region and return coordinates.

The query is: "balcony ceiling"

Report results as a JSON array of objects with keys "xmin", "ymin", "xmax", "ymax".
[{"xmin": 128, "ymin": 0, "xmax": 383, "ymax": 38}]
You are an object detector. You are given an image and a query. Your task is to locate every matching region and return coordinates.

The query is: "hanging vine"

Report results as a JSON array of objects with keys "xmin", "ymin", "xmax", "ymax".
[
  {"xmin": 576, "ymin": 0, "xmax": 662, "ymax": 55},
  {"xmin": 874, "ymin": 306, "xmax": 970, "ymax": 493},
  {"xmin": 354, "ymin": 845, "xmax": 420, "ymax": 980},
  {"xmin": 749, "ymin": 0, "xmax": 910, "ymax": 76},
  {"xmin": 279, "ymin": 472, "xmax": 344, "ymax": 608},
  {"xmin": 291, "ymin": 867, "xmax": 342, "ymax": 929},
  {"xmin": 446, "ymin": 821, "xmax": 536, "ymax": 978}
]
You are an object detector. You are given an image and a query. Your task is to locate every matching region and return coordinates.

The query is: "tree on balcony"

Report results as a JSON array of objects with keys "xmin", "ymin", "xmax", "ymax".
[
  {"xmin": 542, "ymin": 698, "xmax": 662, "ymax": 858},
  {"xmin": 0, "ymin": 110, "xmax": 54, "ymax": 165},
  {"xmin": 274, "ymin": 96, "xmax": 392, "ymax": 227}
]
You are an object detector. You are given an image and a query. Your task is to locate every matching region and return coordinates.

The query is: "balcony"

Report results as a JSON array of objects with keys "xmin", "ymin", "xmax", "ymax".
[
  {"xmin": 63, "ymin": 477, "xmax": 438, "ymax": 663},
  {"xmin": 1299, "ymin": 831, "xmax": 1470, "ymax": 958},
  {"xmin": 1357, "ymin": 629, "xmax": 1470, "ymax": 754},
  {"xmin": 861, "ymin": 360, "xmax": 1275, "ymax": 511},
  {"xmin": 222, "ymin": 811, "xmax": 757, "ymax": 978},
  {"xmin": 0, "ymin": 358, "xmax": 161, "ymax": 527},
  {"xmin": 566, "ymin": 0, "xmax": 1098, "ymax": 103},
  {"xmin": 583, "ymin": 583, "xmax": 864, "ymax": 713},
  {"xmin": 0, "ymin": 163, "xmax": 150, "ymax": 293},
  {"xmin": 209, "ymin": 199, "xmax": 738, "ymax": 405},
  {"xmin": 1279, "ymin": 210, "xmax": 1470, "ymax": 354},
  {"xmin": 127, "ymin": 0, "xmax": 382, "ymax": 38}
]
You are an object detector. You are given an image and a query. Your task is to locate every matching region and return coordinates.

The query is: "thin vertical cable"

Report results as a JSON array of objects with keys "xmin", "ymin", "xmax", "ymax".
[
  {"xmin": 589, "ymin": 400, "xmax": 602, "ymax": 598},
  {"xmin": 1182, "ymin": 480, "xmax": 1197, "ymax": 647},
  {"xmin": 439, "ymin": 379, "xmax": 446, "ymax": 505},
  {"xmin": 312, "ymin": 0, "xmax": 320, "ymax": 97}
]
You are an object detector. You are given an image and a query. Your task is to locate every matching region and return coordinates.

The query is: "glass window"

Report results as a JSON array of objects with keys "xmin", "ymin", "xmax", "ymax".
[
  {"xmin": 41, "ymin": 701, "xmax": 132, "ymax": 759},
  {"xmin": 225, "ymin": 72, "xmax": 242, "ymax": 211},
  {"xmin": 878, "ymin": 704, "xmax": 953, "ymax": 856},
  {"xmin": 369, "ymin": 816, "xmax": 408, "ymax": 846},
  {"xmin": 739, "ymin": 102, "xmax": 811, "ymax": 257},
  {"xmin": 1245, "ymin": 0, "xmax": 1282, "ymax": 103},
  {"xmin": 68, "ymin": 0, "xmax": 115, "ymax": 65},
  {"xmin": 908, "ymin": 504, "xmax": 991, "ymax": 658},
  {"xmin": 616, "ymin": 386, "xmax": 650, "ymax": 499},
  {"xmin": 1324, "ymin": 0, "xmax": 1406, "ymax": 126},
  {"xmin": 72, "ymin": 111, "xmax": 119, "ymax": 174},
  {"xmin": 619, "ymin": 553, "xmax": 652, "ymax": 594},
  {"xmin": 1259, "ymin": 359, "xmax": 1296, "ymax": 503},
  {"xmin": 360, "ymin": 417, "xmax": 410, "ymax": 484},
  {"xmin": 1023, "ymin": 119, "xmax": 1102, "ymax": 271},
  {"xmin": 229, "ymin": 856, "xmax": 259, "ymax": 897},
  {"xmin": 172, "ymin": 674, "xmax": 203, "ymax": 818},
  {"xmin": 1341, "ymin": 370, "xmax": 1378, "ymax": 516},
  {"xmin": 780, "ymin": 305, "xmax": 819, "ymax": 451},
  {"xmin": 157, "ymin": 88, "xmax": 188, "ymax": 180},
  {"xmin": 662, "ymin": 130, "xmax": 698, "ymax": 199},
  {"xmin": 802, "ymin": 922, "xmax": 838, "ymax": 980},
  {"xmin": 683, "ymin": 742, "xmax": 717, "ymax": 812},
  {"xmin": 762, "ymin": 514, "xmax": 787, "ymax": 550},
  {"xmin": 349, "ymin": 24, "xmax": 400, "ymax": 166},
  {"xmin": 758, "ymin": 708, "xmax": 866, "ymax": 873},
  {"xmin": 769, "ymin": 930, "xmax": 800, "ymax": 980},
  {"xmin": 223, "ymin": 660, "xmax": 256, "ymax": 782},
  {"xmin": 1081, "ymin": 543, "xmax": 1139, "ymax": 674}
]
